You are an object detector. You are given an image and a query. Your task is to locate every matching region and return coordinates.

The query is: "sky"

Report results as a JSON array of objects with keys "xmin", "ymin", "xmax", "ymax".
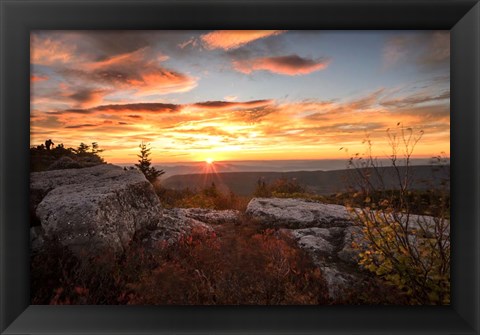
[{"xmin": 30, "ymin": 30, "xmax": 450, "ymax": 164}]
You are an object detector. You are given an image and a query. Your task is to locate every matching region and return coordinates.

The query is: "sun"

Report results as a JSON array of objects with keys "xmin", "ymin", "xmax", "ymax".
[{"xmin": 205, "ymin": 157, "xmax": 214, "ymax": 164}]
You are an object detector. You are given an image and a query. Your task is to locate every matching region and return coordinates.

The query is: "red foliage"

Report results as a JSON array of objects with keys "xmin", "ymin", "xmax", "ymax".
[{"xmin": 31, "ymin": 222, "xmax": 330, "ymax": 305}]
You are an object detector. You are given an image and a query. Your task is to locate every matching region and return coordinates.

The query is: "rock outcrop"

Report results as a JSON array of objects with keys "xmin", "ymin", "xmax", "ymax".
[
  {"xmin": 30, "ymin": 164, "xmax": 163, "ymax": 254},
  {"xmin": 246, "ymin": 197, "xmax": 446, "ymax": 299},
  {"xmin": 246, "ymin": 198, "xmax": 367, "ymax": 298}
]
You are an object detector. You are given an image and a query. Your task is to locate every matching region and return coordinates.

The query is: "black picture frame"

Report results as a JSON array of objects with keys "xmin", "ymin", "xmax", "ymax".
[{"xmin": 1, "ymin": 0, "xmax": 479, "ymax": 334}]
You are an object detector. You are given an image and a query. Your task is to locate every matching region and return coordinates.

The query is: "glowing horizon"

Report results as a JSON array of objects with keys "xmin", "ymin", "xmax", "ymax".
[{"xmin": 30, "ymin": 31, "xmax": 450, "ymax": 164}]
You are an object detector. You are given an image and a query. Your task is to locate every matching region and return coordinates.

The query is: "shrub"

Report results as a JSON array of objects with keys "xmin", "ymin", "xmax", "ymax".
[
  {"xmin": 345, "ymin": 125, "xmax": 450, "ymax": 305},
  {"xmin": 253, "ymin": 177, "xmax": 307, "ymax": 198},
  {"xmin": 155, "ymin": 184, "xmax": 251, "ymax": 211},
  {"xmin": 127, "ymin": 224, "xmax": 330, "ymax": 305}
]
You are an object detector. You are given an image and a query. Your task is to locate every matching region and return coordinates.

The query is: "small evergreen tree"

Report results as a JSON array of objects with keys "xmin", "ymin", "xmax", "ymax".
[
  {"xmin": 91, "ymin": 142, "xmax": 104, "ymax": 155},
  {"xmin": 135, "ymin": 142, "xmax": 165, "ymax": 183},
  {"xmin": 254, "ymin": 178, "xmax": 270, "ymax": 197},
  {"xmin": 203, "ymin": 182, "xmax": 219, "ymax": 197}
]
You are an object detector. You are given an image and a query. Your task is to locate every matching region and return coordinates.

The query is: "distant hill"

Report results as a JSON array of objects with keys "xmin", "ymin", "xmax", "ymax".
[
  {"xmin": 152, "ymin": 158, "xmax": 438, "ymax": 178},
  {"xmin": 162, "ymin": 165, "xmax": 449, "ymax": 196}
]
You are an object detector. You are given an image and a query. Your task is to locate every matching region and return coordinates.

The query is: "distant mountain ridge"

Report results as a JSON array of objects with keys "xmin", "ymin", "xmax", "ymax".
[
  {"xmin": 151, "ymin": 158, "xmax": 440, "ymax": 178},
  {"xmin": 162, "ymin": 165, "xmax": 450, "ymax": 196}
]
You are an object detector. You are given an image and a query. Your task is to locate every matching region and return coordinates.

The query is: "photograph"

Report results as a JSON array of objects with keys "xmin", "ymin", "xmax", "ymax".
[{"xmin": 29, "ymin": 30, "xmax": 450, "ymax": 305}]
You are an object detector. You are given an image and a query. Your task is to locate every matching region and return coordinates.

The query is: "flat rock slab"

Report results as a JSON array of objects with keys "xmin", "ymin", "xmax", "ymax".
[
  {"xmin": 31, "ymin": 164, "xmax": 162, "ymax": 254},
  {"xmin": 178, "ymin": 208, "xmax": 241, "ymax": 224},
  {"xmin": 246, "ymin": 198, "xmax": 353, "ymax": 228}
]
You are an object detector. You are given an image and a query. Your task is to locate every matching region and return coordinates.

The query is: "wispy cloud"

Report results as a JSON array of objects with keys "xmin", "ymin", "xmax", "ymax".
[
  {"xmin": 383, "ymin": 31, "xmax": 450, "ymax": 70},
  {"xmin": 31, "ymin": 34, "xmax": 78, "ymax": 66}
]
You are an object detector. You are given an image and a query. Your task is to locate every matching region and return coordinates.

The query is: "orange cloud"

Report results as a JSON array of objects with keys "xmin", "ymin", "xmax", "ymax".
[
  {"xmin": 200, "ymin": 30, "xmax": 285, "ymax": 50},
  {"xmin": 60, "ymin": 48, "xmax": 197, "ymax": 96},
  {"xmin": 233, "ymin": 55, "xmax": 330, "ymax": 75},
  {"xmin": 83, "ymin": 48, "xmax": 148, "ymax": 70},
  {"xmin": 31, "ymin": 75, "xmax": 49, "ymax": 82}
]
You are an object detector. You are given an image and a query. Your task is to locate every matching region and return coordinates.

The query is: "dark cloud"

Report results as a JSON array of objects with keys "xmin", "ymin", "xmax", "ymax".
[
  {"xmin": 65, "ymin": 123, "xmax": 97, "ymax": 129},
  {"xmin": 175, "ymin": 126, "xmax": 238, "ymax": 138},
  {"xmin": 56, "ymin": 102, "xmax": 181, "ymax": 115},
  {"xmin": 67, "ymin": 88, "xmax": 107, "ymax": 107},
  {"xmin": 234, "ymin": 107, "xmax": 277, "ymax": 123},
  {"xmin": 68, "ymin": 89, "xmax": 98, "ymax": 103},
  {"xmin": 395, "ymin": 104, "xmax": 450, "ymax": 120},
  {"xmin": 381, "ymin": 91, "xmax": 450, "ymax": 108},
  {"xmin": 192, "ymin": 99, "xmax": 273, "ymax": 109},
  {"xmin": 94, "ymin": 103, "xmax": 180, "ymax": 112},
  {"xmin": 60, "ymin": 64, "xmax": 197, "ymax": 95},
  {"xmin": 233, "ymin": 54, "xmax": 330, "ymax": 75}
]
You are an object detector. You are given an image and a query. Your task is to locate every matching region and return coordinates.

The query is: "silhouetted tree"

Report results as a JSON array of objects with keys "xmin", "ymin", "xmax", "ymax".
[
  {"xmin": 75, "ymin": 143, "xmax": 90, "ymax": 155},
  {"xmin": 30, "ymin": 141, "xmax": 104, "ymax": 172},
  {"xmin": 91, "ymin": 142, "xmax": 104, "ymax": 155},
  {"xmin": 135, "ymin": 142, "xmax": 165, "ymax": 183}
]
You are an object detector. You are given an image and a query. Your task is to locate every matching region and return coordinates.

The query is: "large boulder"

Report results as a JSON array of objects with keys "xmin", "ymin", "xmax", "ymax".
[
  {"xmin": 246, "ymin": 198, "xmax": 353, "ymax": 228},
  {"xmin": 30, "ymin": 164, "xmax": 162, "ymax": 254}
]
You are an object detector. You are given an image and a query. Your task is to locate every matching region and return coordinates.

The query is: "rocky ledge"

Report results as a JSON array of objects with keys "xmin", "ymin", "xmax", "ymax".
[{"xmin": 245, "ymin": 197, "xmax": 444, "ymax": 299}]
